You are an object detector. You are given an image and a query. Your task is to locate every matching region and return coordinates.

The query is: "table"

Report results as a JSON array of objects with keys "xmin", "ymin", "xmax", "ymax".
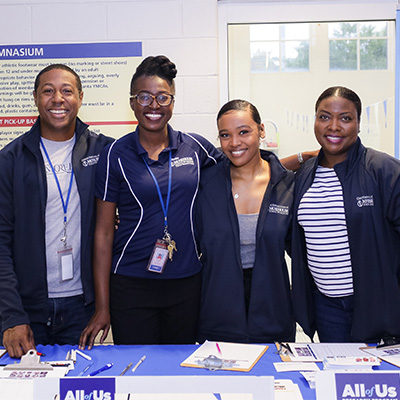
[{"xmin": 1, "ymin": 343, "xmax": 399, "ymax": 400}]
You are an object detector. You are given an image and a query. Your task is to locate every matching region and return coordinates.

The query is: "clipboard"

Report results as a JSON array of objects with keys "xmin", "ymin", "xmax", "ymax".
[{"xmin": 180, "ymin": 341, "xmax": 268, "ymax": 372}]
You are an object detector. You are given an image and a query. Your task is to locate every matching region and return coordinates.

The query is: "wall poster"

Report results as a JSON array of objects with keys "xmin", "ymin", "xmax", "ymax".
[{"xmin": 0, "ymin": 42, "xmax": 142, "ymax": 148}]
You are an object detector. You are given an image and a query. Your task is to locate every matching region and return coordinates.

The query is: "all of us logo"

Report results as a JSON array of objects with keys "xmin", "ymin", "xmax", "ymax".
[
  {"xmin": 60, "ymin": 377, "xmax": 115, "ymax": 400},
  {"xmin": 335, "ymin": 373, "xmax": 400, "ymax": 400}
]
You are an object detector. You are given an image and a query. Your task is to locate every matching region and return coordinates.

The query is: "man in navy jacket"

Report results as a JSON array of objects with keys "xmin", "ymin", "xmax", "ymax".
[{"xmin": 0, "ymin": 64, "xmax": 112, "ymax": 357}]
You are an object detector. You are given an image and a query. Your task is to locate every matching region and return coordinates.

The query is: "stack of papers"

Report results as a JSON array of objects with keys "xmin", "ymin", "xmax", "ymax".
[
  {"xmin": 323, "ymin": 355, "xmax": 380, "ymax": 370},
  {"xmin": 277, "ymin": 342, "xmax": 368, "ymax": 362}
]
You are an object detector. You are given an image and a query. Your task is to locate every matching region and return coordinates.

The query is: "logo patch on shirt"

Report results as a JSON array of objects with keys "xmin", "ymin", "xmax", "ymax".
[
  {"xmin": 356, "ymin": 195, "xmax": 374, "ymax": 208},
  {"xmin": 81, "ymin": 154, "xmax": 100, "ymax": 167},
  {"xmin": 269, "ymin": 203, "xmax": 289, "ymax": 215},
  {"xmin": 171, "ymin": 156, "xmax": 194, "ymax": 168}
]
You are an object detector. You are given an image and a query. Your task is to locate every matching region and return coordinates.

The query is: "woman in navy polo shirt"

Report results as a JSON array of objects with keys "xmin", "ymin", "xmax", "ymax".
[{"xmin": 79, "ymin": 55, "xmax": 223, "ymax": 346}]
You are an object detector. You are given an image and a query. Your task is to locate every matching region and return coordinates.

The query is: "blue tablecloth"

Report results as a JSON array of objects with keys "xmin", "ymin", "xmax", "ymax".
[{"xmin": 1, "ymin": 343, "xmax": 399, "ymax": 399}]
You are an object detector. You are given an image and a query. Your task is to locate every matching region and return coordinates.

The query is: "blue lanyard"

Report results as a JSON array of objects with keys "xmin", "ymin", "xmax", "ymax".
[
  {"xmin": 143, "ymin": 150, "xmax": 172, "ymax": 230},
  {"xmin": 40, "ymin": 138, "xmax": 74, "ymax": 224}
]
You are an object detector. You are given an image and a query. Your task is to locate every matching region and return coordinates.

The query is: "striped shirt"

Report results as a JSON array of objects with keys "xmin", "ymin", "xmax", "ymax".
[{"xmin": 297, "ymin": 166, "xmax": 353, "ymax": 297}]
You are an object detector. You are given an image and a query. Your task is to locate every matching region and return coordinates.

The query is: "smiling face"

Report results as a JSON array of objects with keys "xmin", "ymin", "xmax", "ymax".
[
  {"xmin": 314, "ymin": 95, "xmax": 360, "ymax": 167},
  {"xmin": 130, "ymin": 75, "xmax": 174, "ymax": 137},
  {"xmin": 218, "ymin": 108, "xmax": 264, "ymax": 168},
  {"xmin": 33, "ymin": 68, "xmax": 83, "ymax": 141}
]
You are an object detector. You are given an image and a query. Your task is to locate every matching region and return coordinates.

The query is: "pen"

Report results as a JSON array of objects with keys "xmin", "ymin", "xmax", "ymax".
[
  {"xmin": 76, "ymin": 349, "xmax": 92, "ymax": 361},
  {"xmin": 89, "ymin": 363, "xmax": 113, "ymax": 376},
  {"xmin": 132, "ymin": 356, "xmax": 146, "ymax": 372},
  {"xmin": 37, "ymin": 352, "xmax": 46, "ymax": 357},
  {"xmin": 78, "ymin": 361, "xmax": 94, "ymax": 377},
  {"xmin": 119, "ymin": 362, "xmax": 133, "ymax": 376},
  {"xmin": 216, "ymin": 343, "xmax": 222, "ymax": 355},
  {"xmin": 279, "ymin": 342, "xmax": 294, "ymax": 355}
]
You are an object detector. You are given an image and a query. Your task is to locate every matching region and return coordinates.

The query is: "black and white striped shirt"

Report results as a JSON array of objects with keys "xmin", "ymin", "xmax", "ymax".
[{"xmin": 297, "ymin": 166, "xmax": 353, "ymax": 297}]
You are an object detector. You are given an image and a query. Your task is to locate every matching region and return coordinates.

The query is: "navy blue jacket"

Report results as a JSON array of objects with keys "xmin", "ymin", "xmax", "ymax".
[
  {"xmin": 195, "ymin": 151, "xmax": 296, "ymax": 343},
  {"xmin": 292, "ymin": 138, "xmax": 400, "ymax": 342},
  {"xmin": 0, "ymin": 117, "xmax": 113, "ymax": 333}
]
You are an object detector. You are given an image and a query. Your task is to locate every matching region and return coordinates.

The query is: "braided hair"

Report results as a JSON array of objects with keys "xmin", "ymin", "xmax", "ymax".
[{"xmin": 130, "ymin": 55, "xmax": 177, "ymax": 95}]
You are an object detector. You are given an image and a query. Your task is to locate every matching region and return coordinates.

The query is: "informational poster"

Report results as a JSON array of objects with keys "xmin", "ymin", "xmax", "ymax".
[{"xmin": 0, "ymin": 42, "xmax": 142, "ymax": 148}]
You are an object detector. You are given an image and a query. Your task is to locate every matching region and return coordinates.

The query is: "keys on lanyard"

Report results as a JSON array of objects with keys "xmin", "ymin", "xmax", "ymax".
[{"xmin": 163, "ymin": 229, "xmax": 177, "ymax": 261}]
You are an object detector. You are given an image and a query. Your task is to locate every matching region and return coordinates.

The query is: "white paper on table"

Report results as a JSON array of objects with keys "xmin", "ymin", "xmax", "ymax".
[
  {"xmin": 361, "ymin": 346, "xmax": 400, "ymax": 368},
  {"xmin": 274, "ymin": 379, "xmax": 304, "ymax": 400},
  {"xmin": 286, "ymin": 342, "xmax": 367, "ymax": 362},
  {"xmin": 300, "ymin": 371, "xmax": 316, "ymax": 389},
  {"xmin": 0, "ymin": 366, "xmax": 69, "ymax": 379},
  {"xmin": 180, "ymin": 340, "xmax": 268, "ymax": 371},
  {"xmin": 274, "ymin": 361, "xmax": 320, "ymax": 372}
]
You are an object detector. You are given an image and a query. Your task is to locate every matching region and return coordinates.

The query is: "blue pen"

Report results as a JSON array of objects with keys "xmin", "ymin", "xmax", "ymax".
[{"xmin": 89, "ymin": 363, "xmax": 113, "ymax": 376}]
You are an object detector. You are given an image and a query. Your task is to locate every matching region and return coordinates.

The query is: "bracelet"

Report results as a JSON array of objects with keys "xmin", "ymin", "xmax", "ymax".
[{"xmin": 297, "ymin": 152, "xmax": 304, "ymax": 165}]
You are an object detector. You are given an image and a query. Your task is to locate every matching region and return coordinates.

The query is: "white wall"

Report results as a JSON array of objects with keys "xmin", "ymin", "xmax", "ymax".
[
  {"xmin": 0, "ymin": 0, "xmax": 398, "ymax": 146},
  {"xmin": 0, "ymin": 0, "xmax": 220, "ymax": 144}
]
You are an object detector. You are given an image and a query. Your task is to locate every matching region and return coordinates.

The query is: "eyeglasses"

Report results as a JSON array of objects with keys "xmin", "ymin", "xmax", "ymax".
[{"xmin": 131, "ymin": 92, "xmax": 174, "ymax": 107}]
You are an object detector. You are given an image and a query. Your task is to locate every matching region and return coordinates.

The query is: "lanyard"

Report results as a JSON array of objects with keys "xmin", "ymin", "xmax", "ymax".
[
  {"xmin": 143, "ymin": 150, "xmax": 172, "ymax": 230},
  {"xmin": 40, "ymin": 138, "xmax": 74, "ymax": 225}
]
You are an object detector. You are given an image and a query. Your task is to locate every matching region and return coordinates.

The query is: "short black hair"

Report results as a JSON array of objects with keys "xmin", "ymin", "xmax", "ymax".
[
  {"xmin": 34, "ymin": 63, "xmax": 82, "ymax": 93},
  {"xmin": 130, "ymin": 55, "xmax": 177, "ymax": 95},
  {"xmin": 217, "ymin": 99, "xmax": 262, "ymax": 125},
  {"xmin": 315, "ymin": 86, "xmax": 362, "ymax": 121}
]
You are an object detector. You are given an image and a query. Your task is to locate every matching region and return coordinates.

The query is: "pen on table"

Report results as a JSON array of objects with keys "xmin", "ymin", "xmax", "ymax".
[
  {"xmin": 132, "ymin": 356, "xmax": 146, "ymax": 372},
  {"xmin": 78, "ymin": 361, "xmax": 94, "ymax": 376},
  {"xmin": 37, "ymin": 352, "xmax": 46, "ymax": 357},
  {"xmin": 89, "ymin": 363, "xmax": 113, "ymax": 376},
  {"xmin": 279, "ymin": 342, "xmax": 294, "ymax": 356},
  {"xmin": 119, "ymin": 362, "xmax": 133, "ymax": 376},
  {"xmin": 216, "ymin": 343, "xmax": 222, "ymax": 355},
  {"xmin": 76, "ymin": 349, "xmax": 92, "ymax": 361}
]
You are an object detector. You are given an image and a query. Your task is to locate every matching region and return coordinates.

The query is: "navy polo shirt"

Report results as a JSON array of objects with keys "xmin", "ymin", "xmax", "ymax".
[{"xmin": 95, "ymin": 124, "xmax": 222, "ymax": 279}]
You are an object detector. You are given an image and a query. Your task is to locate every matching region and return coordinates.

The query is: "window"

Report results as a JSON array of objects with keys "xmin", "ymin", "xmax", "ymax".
[
  {"xmin": 329, "ymin": 21, "xmax": 388, "ymax": 70},
  {"xmin": 250, "ymin": 23, "xmax": 310, "ymax": 73}
]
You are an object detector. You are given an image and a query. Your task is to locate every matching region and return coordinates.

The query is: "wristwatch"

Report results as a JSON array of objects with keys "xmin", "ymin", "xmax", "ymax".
[{"xmin": 297, "ymin": 152, "xmax": 304, "ymax": 164}]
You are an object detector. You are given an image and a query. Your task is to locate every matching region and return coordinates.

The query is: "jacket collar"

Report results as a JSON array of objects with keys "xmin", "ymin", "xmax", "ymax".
[
  {"xmin": 222, "ymin": 149, "xmax": 289, "ymax": 185},
  {"xmin": 314, "ymin": 137, "xmax": 364, "ymax": 177},
  {"xmin": 21, "ymin": 116, "xmax": 88, "ymax": 154}
]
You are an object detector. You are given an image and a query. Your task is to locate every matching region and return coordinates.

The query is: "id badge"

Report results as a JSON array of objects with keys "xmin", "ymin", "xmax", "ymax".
[
  {"xmin": 58, "ymin": 247, "xmax": 73, "ymax": 281},
  {"xmin": 147, "ymin": 239, "xmax": 168, "ymax": 274}
]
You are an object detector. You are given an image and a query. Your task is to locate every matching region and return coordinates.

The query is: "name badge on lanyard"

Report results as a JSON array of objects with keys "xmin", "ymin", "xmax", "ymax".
[
  {"xmin": 41, "ymin": 138, "xmax": 75, "ymax": 282},
  {"xmin": 143, "ymin": 150, "xmax": 178, "ymax": 274}
]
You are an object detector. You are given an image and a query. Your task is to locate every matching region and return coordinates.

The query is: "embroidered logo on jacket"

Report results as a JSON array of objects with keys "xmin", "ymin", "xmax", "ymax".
[
  {"xmin": 171, "ymin": 156, "xmax": 194, "ymax": 168},
  {"xmin": 356, "ymin": 195, "xmax": 374, "ymax": 207},
  {"xmin": 269, "ymin": 203, "xmax": 289, "ymax": 215},
  {"xmin": 81, "ymin": 155, "xmax": 100, "ymax": 167}
]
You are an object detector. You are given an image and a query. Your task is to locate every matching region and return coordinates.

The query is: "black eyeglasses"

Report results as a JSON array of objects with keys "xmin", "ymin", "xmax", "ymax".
[{"xmin": 131, "ymin": 92, "xmax": 174, "ymax": 107}]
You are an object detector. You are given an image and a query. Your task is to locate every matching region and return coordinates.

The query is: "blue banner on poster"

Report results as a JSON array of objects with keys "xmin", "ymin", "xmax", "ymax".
[
  {"xmin": 0, "ymin": 42, "xmax": 142, "ymax": 60},
  {"xmin": 59, "ymin": 377, "xmax": 116, "ymax": 400},
  {"xmin": 335, "ymin": 373, "xmax": 400, "ymax": 400}
]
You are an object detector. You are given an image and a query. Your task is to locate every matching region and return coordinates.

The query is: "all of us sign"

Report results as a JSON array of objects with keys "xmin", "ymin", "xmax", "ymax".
[
  {"xmin": 316, "ymin": 371, "xmax": 400, "ymax": 400},
  {"xmin": 60, "ymin": 378, "xmax": 115, "ymax": 400}
]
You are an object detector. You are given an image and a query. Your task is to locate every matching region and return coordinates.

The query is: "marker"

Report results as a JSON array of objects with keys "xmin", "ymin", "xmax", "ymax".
[
  {"xmin": 76, "ymin": 349, "xmax": 92, "ymax": 361},
  {"xmin": 89, "ymin": 363, "xmax": 113, "ymax": 376},
  {"xmin": 119, "ymin": 362, "xmax": 133, "ymax": 376},
  {"xmin": 216, "ymin": 343, "xmax": 222, "ymax": 355},
  {"xmin": 131, "ymin": 356, "xmax": 146, "ymax": 372},
  {"xmin": 36, "ymin": 352, "xmax": 46, "ymax": 357}
]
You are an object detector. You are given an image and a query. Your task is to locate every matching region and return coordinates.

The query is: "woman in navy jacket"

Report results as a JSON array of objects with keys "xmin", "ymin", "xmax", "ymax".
[
  {"xmin": 292, "ymin": 86, "xmax": 400, "ymax": 343},
  {"xmin": 195, "ymin": 100, "xmax": 295, "ymax": 343}
]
